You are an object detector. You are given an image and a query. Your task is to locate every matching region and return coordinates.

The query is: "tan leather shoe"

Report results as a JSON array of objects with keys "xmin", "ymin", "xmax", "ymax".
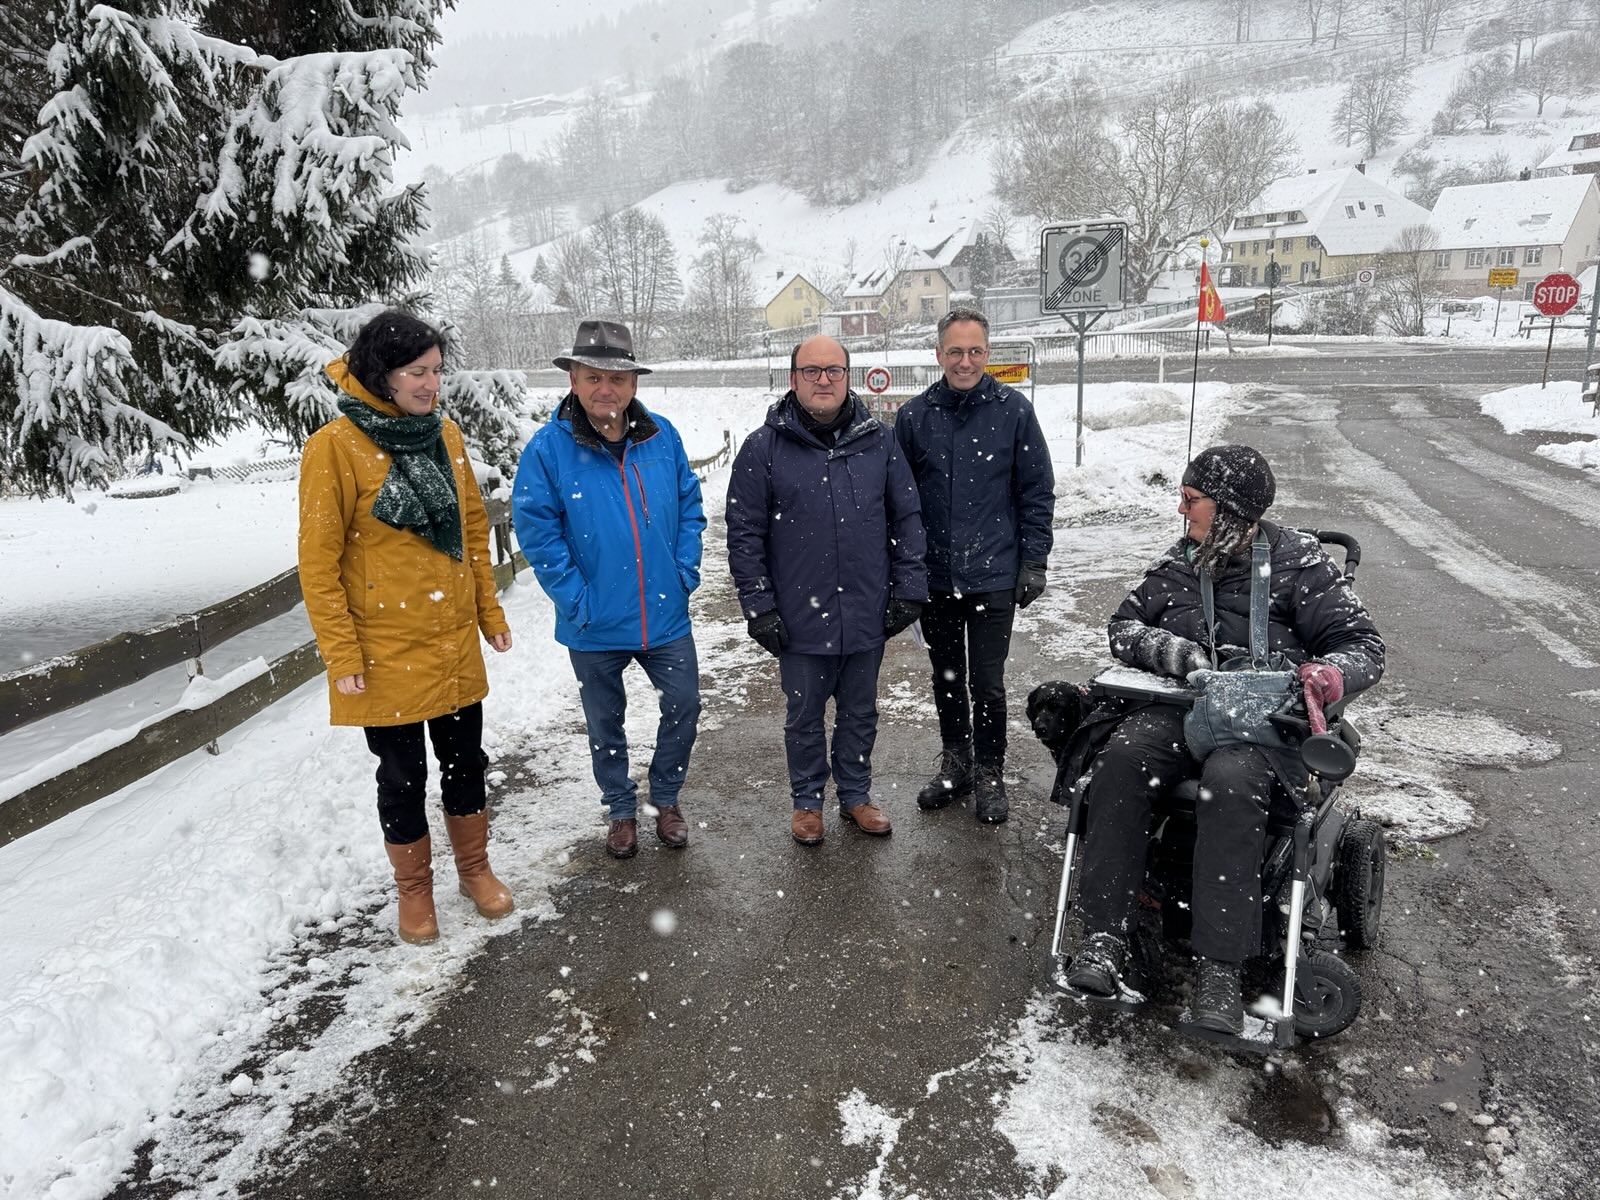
[
  {"xmin": 383, "ymin": 837, "xmax": 439, "ymax": 944},
  {"xmin": 443, "ymin": 811, "xmax": 514, "ymax": 919},
  {"xmin": 655, "ymin": 804, "xmax": 689, "ymax": 848},
  {"xmin": 606, "ymin": 818, "xmax": 639, "ymax": 859},
  {"xmin": 790, "ymin": 808, "xmax": 824, "ymax": 845},
  {"xmin": 840, "ymin": 802, "xmax": 892, "ymax": 836}
]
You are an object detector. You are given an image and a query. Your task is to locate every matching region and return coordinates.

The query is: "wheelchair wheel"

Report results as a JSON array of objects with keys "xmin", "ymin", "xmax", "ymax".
[
  {"xmin": 1336, "ymin": 818, "xmax": 1385, "ymax": 950},
  {"xmin": 1292, "ymin": 951, "xmax": 1363, "ymax": 1040}
]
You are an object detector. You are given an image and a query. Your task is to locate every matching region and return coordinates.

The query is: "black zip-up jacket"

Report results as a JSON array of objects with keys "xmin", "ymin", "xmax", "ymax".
[{"xmin": 893, "ymin": 373, "xmax": 1055, "ymax": 594}]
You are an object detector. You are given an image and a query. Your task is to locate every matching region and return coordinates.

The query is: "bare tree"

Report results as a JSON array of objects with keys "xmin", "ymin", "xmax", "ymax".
[
  {"xmin": 1412, "ymin": 0, "xmax": 1453, "ymax": 53},
  {"xmin": 1228, "ymin": 0, "xmax": 1255, "ymax": 42},
  {"xmin": 1450, "ymin": 53, "xmax": 1516, "ymax": 131},
  {"xmin": 685, "ymin": 214, "xmax": 760, "ymax": 359},
  {"xmin": 1334, "ymin": 59, "xmax": 1414, "ymax": 157},
  {"xmin": 548, "ymin": 230, "xmax": 601, "ymax": 318},
  {"xmin": 1372, "ymin": 225, "xmax": 1445, "ymax": 337},
  {"xmin": 990, "ymin": 77, "xmax": 1109, "ymax": 225},
  {"xmin": 1302, "ymin": 0, "xmax": 1330, "ymax": 43},
  {"xmin": 1101, "ymin": 85, "xmax": 1297, "ymax": 300},
  {"xmin": 588, "ymin": 208, "xmax": 682, "ymax": 352},
  {"xmin": 984, "ymin": 203, "xmax": 1019, "ymax": 258}
]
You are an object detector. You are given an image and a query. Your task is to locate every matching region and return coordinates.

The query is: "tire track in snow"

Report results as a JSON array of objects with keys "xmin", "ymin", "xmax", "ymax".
[{"xmin": 1317, "ymin": 411, "xmax": 1600, "ymax": 671}]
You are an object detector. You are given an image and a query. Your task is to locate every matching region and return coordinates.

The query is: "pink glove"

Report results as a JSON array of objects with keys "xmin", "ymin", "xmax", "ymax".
[{"xmin": 1297, "ymin": 662, "xmax": 1345, "ymax": 734}]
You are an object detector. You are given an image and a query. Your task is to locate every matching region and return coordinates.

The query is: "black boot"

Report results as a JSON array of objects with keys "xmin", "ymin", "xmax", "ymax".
[
  {"xmin": 973, "ymin": 762, "xmax": 1008, "ymax": 824},
  {"xmin": 917, "ymin": 748, "xmax": 973, "ymax": 810},
  {"xmin": 1066, "ymin": 930, "xmax": 1128, "ymax": 997},
  {"xmin": 1190, "ymin": 957, "xmax": 1244, "ymax": 1034}
]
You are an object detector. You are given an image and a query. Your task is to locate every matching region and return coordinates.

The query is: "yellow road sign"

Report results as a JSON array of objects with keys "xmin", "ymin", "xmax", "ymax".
[
  {"xmin": 986, "ymin": 362, "xmax": 1030, "ymax": 384},
  {"xmin": 1487, "ymin": 267, "xmax": 1520, "ymax": 288}
]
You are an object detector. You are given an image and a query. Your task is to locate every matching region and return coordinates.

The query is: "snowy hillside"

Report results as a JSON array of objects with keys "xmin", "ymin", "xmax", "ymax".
[{"xmin": 397, "ymin": 0, "xmax": 1597, "ymax": 296}]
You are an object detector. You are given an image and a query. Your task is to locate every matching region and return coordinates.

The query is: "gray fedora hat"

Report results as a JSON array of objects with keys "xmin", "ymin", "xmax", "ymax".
[{"xmin": 552, "ymin": 318, "xmax": 653, "ymax": 374}]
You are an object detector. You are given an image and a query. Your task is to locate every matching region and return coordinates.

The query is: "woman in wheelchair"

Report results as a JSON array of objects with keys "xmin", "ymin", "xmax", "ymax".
[{"xmin": 1059, "ymin": 445, "xmax": 1384, "ymax": 1034}]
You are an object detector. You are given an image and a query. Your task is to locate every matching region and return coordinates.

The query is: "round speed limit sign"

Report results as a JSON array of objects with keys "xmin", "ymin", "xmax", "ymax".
[{"xmin": 864, "ymin": 366, "xmax": 892, "ymax": 394}]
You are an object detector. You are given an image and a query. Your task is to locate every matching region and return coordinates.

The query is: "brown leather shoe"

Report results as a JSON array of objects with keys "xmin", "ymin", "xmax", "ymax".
[
  {"xmin": 840, "ymin": 802, "xmax": 892, "ymax": 836},
  {"xmin": 790, "ymin": 808, "xmax": 824, "ymax": 845},
  {"xmin": 655, "ymin": 804, "xmax": 689, "ymax": 848},
  {"xmin": 606, "ymin": 818, "xmax": 638, "ymax": 859}
]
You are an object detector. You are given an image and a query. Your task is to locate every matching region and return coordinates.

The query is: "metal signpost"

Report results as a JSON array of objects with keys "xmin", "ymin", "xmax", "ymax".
[
  {"xmin": 1040, "ymin": 220, "xmax": 1127, "ymax": 466},
  {"xmin": 1487, "ymin": 267, "xmax": 1519, "ymax": 337},
  {"xmin": 1532, "ymin": 271, "xmax": 1582, "ymax": 387}
]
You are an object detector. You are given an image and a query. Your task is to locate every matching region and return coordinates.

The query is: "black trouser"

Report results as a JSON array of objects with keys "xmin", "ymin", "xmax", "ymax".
[
  {"xmin": 1074, "ymin": 705, "xmax": 1282, "ymax": 963},
  {"xmin": 778, "ymin": 647, "xmax": 884, "ymax": 810},
  {"xmin": 363, "ymin": 703, "xmax": 487, "ymax": 845},
  {"xmin": 921, "ymin": 588, "xmax": 1016, "ymax": 766}
]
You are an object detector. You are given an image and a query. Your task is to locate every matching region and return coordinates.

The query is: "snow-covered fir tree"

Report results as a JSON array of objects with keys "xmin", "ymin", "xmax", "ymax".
[{"xmin": 0, "ymin": 0, "xmax": 501, "ymax": 496}]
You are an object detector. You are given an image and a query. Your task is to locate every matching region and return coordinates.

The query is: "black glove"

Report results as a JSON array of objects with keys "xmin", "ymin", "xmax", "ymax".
[
  {"xmin": 1015, "ymin": 561, "xmax": 1048, "ymax": 608},
  {"xmin": 747, "ymin": 610, "xmax": 788, "ymax": 657},
  {"xmin": 883, "ymin": 596, "xmax": 923, "ymax": 638}
]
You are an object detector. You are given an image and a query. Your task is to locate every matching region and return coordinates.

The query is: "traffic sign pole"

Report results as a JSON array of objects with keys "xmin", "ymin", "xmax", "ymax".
[
  {"xmin": 1543, "ymin": 317, "xmax": 1558, "ymax": 388},
  {"xmin": 1039, "ymin": 220, "xmax": 1128, "ymax": 468}
]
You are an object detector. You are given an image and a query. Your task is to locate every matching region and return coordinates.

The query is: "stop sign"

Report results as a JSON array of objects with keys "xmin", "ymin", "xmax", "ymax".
[{"xmin": 1532, "ymin": 272, "xmax": 1582, "ymax": 317}]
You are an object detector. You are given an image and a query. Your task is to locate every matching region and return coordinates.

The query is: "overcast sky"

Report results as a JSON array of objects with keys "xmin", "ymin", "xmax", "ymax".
[{"xmin": 439, "ymin": 0, "xmax": 602, "ymax": 40}]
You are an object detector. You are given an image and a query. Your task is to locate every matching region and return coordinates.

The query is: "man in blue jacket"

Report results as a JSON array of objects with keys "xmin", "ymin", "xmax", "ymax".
[
  {"xmin": 895, "ymin": 308, "xmax": 1056, "ymax": 824},
  {"xmin": 726, "ymin": 334, "xmax": 928, "ymax": 846},
  {"xmin": 512, "ymin": 320, "xmax": 706, "ymax": 860}
]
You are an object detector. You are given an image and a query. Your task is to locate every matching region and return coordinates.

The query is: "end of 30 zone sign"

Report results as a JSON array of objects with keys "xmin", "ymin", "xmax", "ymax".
[{"xmin": 1040, "ymin": 221, "xmax": 1128, "ymax": 315}]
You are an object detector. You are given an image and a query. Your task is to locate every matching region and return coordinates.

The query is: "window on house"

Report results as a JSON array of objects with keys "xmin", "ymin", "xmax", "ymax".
[
  {"xmin": 1435, "ymin": 251, "xmax": 1452, "ymax": 269},
  {"xmin": 1281, "ymin": 238, "xmax": 1293, "ymax": 252},
  {"xmin": 1498, "ymin": 247, "xmax": 1516, "ymax": 266},
  {"xmin": 1466, "ymin": 250, "xmax": 1486, "ymax": 268},
  {"xmin": 1252, "ymin": 241, "xmax": 1261, "ymax": 255},
  {"xmin": 803, "ymin": 307, "xmax": 812, "ymax": 319},
  {"xmin": 923, "ymin": 273, "xmax": 931, "ymax": 285},
  {"xmin": 1464, "ymin": 218, "xmax": 1477, "ymax": 230},
  {"xmin": 1358, "ymin": 201, "xmax": 1367, "ymax": 210},
  {"xmin": 1308, "ymin": 235, "xmax": 1321, "ymax": 251},
  {"xmin": 1374, "ymin": 203, "xmax": 1386, "ymax": 217},
  {"xmin": 793, "ymin": 286, "xmax": 804, "ymax": 298},
  {"xmin": 1345, "ymin": 205, "xmax": 1356, "ymax": 218},
  {"xmin": 1251, "ymin": 266, "xmax": 1259, "ymax": 284},
  {"xmin": 1525, "ymin": 247, "xmax": 1543, "ymax": 265}
]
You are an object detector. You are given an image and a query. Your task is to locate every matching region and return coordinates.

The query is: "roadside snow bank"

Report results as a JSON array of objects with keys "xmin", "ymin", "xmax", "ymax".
[{"xmin": 1479, "ymin": 382, "xmax": 1599, "ymax": 471}]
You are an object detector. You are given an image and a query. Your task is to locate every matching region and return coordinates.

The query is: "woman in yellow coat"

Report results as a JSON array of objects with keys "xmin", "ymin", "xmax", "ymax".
[{"xmin": 298, "ymin": 310, "xmax": 515, "ymax": 944}]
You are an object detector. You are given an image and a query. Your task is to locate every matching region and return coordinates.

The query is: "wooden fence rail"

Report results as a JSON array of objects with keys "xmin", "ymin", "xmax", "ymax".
[{"xmin": 0, "ymin": 430, "xmax": 732, "ymax": 850}]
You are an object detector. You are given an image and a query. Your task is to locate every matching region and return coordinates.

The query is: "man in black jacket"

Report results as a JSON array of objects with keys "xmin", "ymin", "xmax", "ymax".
[
  {"xmin": 895, "ymin": 308, "xmax": 1056, "ymax": 823},
  {"xmin": 726, "ymin": 335, "xmax": 928, "ymax": 845}
]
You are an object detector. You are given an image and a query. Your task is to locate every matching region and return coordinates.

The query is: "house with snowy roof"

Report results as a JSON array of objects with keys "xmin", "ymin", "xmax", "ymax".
[
  {"xmin": 1220, "ymin": 167, "xmax": 1431, "ymax": 286},
  {"xmin": 1428, "ymin": 175, "xmax": 1600, "ymax": 299},
  {"xmin": 761, "ymin": 272, "xmax": 829, "ymax": 332},
  {"xmin": 921, "ymin": 223, "xmax": 1014, "ymax": 293},
  {"xmin": 1535, "ymin": 131, "xmax": 1600, "ymax": 178},
  {"xmin": 838, "ymin": 248, "xmax": 954, "ymax": 328}
]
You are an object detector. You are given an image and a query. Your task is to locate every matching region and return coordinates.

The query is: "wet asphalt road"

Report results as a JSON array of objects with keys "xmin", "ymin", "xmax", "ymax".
[{"xmin": 134, "ymin": 354, "xmax": 1600, "ymax": 1199}]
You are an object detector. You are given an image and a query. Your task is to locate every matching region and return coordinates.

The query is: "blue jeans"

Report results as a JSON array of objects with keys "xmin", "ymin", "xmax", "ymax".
[
  {"xmin": 568, "ymin": 633, "xmax": 701, "ymax": 819},
  {"xmin": 778, "ymin": 648, "xmax": 884, "ymax": 811}
]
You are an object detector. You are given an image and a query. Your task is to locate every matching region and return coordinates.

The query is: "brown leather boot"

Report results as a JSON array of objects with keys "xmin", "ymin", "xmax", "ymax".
[
  {"xmin": 443, "ymin": 811, "xmax": 514, "ymax": 919},
  {"xmin": 383, "ymin": 837, "xmax": 439, "ymax": 945},
  {"xmin": 840, "ymin": 801, "xmax": 892, "ymax": 836},
  {"xmin": 607, "ymin": 818, "xmax": 639, "ymax": 859},
  {"xmin": 790, "ymin": 808, "xmax": 825, "ymax": 845}
]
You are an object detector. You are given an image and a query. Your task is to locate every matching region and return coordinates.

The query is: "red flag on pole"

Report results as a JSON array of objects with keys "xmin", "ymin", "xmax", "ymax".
[{"xmin": 1197, "ymin": 261, "xmax": 1227, "ymax": 324}]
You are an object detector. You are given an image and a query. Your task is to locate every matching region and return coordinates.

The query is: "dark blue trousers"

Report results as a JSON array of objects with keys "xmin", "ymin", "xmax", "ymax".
[{"xmin": 777, "ymin": 647, "xmax": 885, "ymax": 811}]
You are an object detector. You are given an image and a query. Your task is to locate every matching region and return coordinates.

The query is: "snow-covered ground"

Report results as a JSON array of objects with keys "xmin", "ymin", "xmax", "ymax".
[
  {"xmin": 0, "ymin": 379, "xmax": 1509, "ymax": 1199},
  {"xmin": 1479, "ymin": 380, "xmax": 1600, "ymax": 470}
]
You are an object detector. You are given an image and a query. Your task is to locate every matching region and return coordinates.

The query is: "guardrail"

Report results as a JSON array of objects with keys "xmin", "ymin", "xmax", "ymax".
[{"xmin": 1, "ymin": 431, "xmax": 731, "ymax": 849}]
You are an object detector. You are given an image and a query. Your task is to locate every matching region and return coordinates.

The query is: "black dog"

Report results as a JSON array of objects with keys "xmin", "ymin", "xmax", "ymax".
[{"xmin": 1026, "ymin": 680, "xmax": 1093, "ymax": 760}]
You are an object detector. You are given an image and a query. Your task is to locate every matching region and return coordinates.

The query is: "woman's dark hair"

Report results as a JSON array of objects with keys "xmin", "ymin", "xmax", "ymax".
[{"xmin": 347, "ymin": 310, "xmax": 447, "ymax": 400}]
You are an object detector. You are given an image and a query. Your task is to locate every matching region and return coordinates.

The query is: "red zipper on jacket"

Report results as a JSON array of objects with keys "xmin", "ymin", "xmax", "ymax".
[{"xmin": 617, "ymin": 454, "xmax": 648, "ymax": 649}]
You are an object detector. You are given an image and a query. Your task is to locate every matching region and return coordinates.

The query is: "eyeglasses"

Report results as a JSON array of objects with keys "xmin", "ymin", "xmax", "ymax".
[
  {"xmin": 797, "ymin": 365, "xmax": 847, "ymax": 382},
  {"xmin": 1178, "ymin": 489, "xmax": 1212, "ymax": 510},
  {"xmin": 941, "ymin": 347, "xmax": 989, "ymax": 359}
]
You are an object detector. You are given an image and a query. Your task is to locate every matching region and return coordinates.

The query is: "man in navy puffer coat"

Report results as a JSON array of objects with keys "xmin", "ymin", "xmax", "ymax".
[
  {"xmin": 895, "ymin": 308, "xmax": 1056, "ymax": 824},
  {"xmin": 727, "ymin": 335, "xmax": 928, "ymax": 846}
]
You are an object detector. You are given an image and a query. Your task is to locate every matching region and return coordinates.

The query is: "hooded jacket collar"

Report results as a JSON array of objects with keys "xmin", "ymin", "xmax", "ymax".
[
  {"xmin": 769, "ymin": 392, "xmax": 879, "ymax": 452},
  {"xmin": 926, "ymin": 371, "xmax": 1001, "ymax": 410},
  {"xmin": 326, "ymin": 355, "xmax": 405, "ymax": 419},
  {"xmin": 557, "ymin": 392, "xmax": 660, "ymax": 450}
]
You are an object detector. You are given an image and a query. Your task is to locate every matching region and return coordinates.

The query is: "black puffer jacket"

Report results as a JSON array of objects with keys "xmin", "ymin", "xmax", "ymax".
[
  {"xmin": 1108, "ymin": 521, "xmax": 1384, "ymax": 693},
  {"xmin": 1040, "ymin": 522, "xmax": 1384, "ymax": 803}
]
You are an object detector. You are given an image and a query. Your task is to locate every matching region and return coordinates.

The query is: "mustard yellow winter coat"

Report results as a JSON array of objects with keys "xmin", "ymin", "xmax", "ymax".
[{"xmin": 298, "ymin": 359, "xmax": 510, "ymax": 727}]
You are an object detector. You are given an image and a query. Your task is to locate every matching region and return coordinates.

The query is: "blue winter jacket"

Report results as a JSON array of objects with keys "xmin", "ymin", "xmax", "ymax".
[
  {"xmin": 512, "ymin": 395, "xmax": 705, "ymax": 651},
  {"xmin": 894, "ymin": 373, "xmax": 1056, "ymax": 594},
  {"xmin": 726, "ymin": 394, "xmax": 928, "ymax": 656}
]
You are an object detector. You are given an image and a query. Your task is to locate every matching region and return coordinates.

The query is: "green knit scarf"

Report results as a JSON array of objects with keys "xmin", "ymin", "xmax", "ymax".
[{"xmin": 338, "ymin": 397, "xmax": 463, "ymax": 561}]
